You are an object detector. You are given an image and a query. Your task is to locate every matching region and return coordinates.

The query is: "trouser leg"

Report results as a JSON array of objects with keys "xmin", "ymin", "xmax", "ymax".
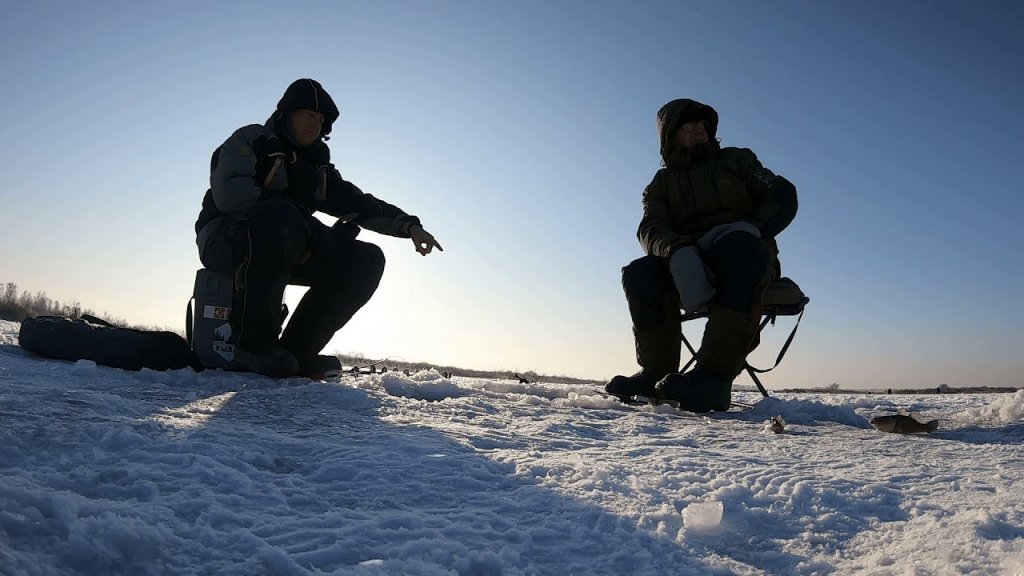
[
  {"xmin": 211, "ymin": 200, "xmax": 310, "ymax": 350},
  {"xmin": 697, "ymin": 232, "xmax": 772, "ymax": 378},
  {"xmin": 621, "ymin": 255, "xmax": 681, "ymax": 377},
  {"xmin": 280, "ymin": 220, "xmax": 386, "ymax": 358}
]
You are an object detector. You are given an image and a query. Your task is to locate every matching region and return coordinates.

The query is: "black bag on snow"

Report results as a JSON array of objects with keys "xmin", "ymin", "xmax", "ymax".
[{"xmin": 18, "ymin": 314, "xmax": 203, "ymax": 372}]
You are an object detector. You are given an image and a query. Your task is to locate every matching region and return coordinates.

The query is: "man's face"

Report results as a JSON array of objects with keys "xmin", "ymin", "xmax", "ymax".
[
  {"xmin": 672, "ymin": 120, "xmax": 708, "ymax": 149},
  {"xmin": 289, "ymin": 109, "xmax": 325, "ymax": 147}
]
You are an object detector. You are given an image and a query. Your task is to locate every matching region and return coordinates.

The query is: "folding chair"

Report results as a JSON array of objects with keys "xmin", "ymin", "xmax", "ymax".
[{"xmin": 680, "ymin": 278, "xmax": 809, "ymax": 399}]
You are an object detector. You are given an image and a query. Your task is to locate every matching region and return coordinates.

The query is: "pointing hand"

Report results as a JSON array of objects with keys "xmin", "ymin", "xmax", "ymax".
[{"xmin": 409, "ymin": 225, "xmax": 443, "ymax": 256}]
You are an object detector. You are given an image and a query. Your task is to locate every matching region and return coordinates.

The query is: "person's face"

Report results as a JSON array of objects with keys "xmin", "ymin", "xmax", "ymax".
[
  {"xmin": 672, "ymin": 120, "xmax": 708, "ymax": 149},
  {"xmin": 289, "ymin": 109, "xmax": 325, "ymax": 147}
]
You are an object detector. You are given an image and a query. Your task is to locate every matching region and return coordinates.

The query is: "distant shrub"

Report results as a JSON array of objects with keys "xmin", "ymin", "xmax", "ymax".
[
  {"xmin": 0, "ymin": 281, "xmax": 173, "ymax": 334},
  {"xmin": 0, "ymin": 282, "xmax": 95, "ymax": 322}
]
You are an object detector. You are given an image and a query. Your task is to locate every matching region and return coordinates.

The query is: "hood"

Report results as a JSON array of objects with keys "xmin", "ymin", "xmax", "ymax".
[
  {"xmin": 656, "ymin": 98, "xmax": 719, "ymax": 162},
  {"xmin": 271, "ymin": 78, "xmax": 341, "ymax": 144}
]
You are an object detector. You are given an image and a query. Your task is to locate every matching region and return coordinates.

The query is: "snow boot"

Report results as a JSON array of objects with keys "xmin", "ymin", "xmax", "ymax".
[
  {"xmin": 605, "ymin": 370, "xmax": 663, "ymax": 400},
  {"xmin": 297, "ymin": 354, "xmax": 342, "ymax": 379},
  {"xmin": 655, "ymin": 365, "xmax": 732, "ymax": 412},
  {"xmin": 234, "ymin": 343, "xmax": 299, "ymax": 378},
  {"xmin": 696, "ymin": 304, "xmax": 758, "ymax": 380}
]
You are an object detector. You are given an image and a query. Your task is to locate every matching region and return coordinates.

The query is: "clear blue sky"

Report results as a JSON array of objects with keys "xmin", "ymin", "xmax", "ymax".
[{"xmin": 1, "ymin": 0, "xmax": 1021, "ymax": 389}]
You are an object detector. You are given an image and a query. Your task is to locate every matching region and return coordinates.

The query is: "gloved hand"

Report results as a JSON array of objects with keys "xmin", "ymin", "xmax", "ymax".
[
  {"xmin": 669, "ymin": 246, "xmax": 715, "ymax": 313},
  {"xmin": 251, "ymin": 135, "xmax": 295, "ymax": 187},
  {"xmin": 285, "ymin": 158, "xmax": 324, "ymax": 212}
]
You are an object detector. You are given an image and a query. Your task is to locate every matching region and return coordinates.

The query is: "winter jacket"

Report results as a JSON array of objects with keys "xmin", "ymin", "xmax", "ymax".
[
  {"xmin": 195, "ymin": 119, "xmax": 420, "ymax": 243},
  {"xmin": 637, "ymin": 99, "xmax": 797, "ymax": 258}
]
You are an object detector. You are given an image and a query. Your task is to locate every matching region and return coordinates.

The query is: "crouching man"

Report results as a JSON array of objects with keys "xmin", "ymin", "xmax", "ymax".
[{"xmin": 195, "ymin": 79, "xmax": 442, "ymax": 377}]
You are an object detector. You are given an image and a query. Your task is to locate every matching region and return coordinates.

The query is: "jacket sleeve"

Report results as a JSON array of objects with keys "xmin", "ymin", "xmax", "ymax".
[
  {"xmin": 736, "ymin": 148, "xmax": 798, "ymax": 238},
  {"xmin": 209, "ymin": 125, "xmax": 283, "ymax": 216},
  {"xmin": 320, "ymin": 167, "xmax": 421, "ymax": 237},
  {"xmin": 637, "ymin": 172, "xmax": 692, "ymax": 257}
]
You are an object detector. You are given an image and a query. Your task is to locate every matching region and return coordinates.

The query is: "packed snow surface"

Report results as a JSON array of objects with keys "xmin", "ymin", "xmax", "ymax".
[{"xmin": 1, "ymin": 320, "xmax": 1022, "ymax": 575}]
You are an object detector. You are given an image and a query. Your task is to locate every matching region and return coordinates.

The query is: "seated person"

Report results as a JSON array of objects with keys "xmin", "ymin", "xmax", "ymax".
[{"xmin": 607, "ymin": 98, "xmax": 797, "ymax": 411}]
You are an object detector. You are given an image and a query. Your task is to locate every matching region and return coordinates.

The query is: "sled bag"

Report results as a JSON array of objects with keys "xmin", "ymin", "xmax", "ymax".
[{"xmin": 18, "ymin": 315, "xmax": 201, "ymax": 371}]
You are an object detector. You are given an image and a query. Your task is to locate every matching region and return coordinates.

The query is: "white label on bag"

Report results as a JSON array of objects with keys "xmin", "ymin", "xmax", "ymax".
[{"xmin": 204, "ymin": 305, "xmax": 230, "ymax": 320}]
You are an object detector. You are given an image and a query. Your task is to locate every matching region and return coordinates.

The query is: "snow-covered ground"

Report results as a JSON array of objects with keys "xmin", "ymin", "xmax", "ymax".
[{"xmin": 1, "ymin": 319, "xmax": 1022, "ymax": 575}]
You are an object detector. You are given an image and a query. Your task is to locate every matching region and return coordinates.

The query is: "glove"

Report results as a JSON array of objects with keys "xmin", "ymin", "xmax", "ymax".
[
  {"xmin": 251, "ymin": 135, "xmax": 295, "ymax": 187},
  {"xmin": 285, "ymin": 158, "xmax": 323, "ymax": 212},
  {"xmin": 669, "ymin": 246, "xmax": 715, "ymax": 313}
]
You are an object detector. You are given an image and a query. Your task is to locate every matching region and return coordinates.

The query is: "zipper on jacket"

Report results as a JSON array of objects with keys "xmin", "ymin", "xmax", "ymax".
[
  {"xmin": 706, "ymin": 167, "xmax": 721, "ymax": 213},
  {"xmin": 685, "ymin": 170, "xmax": 698, "ymax": 227}
]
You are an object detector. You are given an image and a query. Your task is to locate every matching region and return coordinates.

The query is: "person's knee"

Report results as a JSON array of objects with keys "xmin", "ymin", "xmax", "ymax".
[
  {"xmin": 709, "ymin": 233, "xmax": 770, "ymax": 313},
  {"xmin": 621, "ymin": 255, "xmax": 666, "ymax": 295},
  {"xmin": 357, "ymin": 242, "xmax": 386, "ymax": 279},
  {"xmin": 714, "ymin": 231, "xmax": 769, "ymax": 265},
  {"xmin": 345, "ymin": 242, "xmax": 385, "ymax": 301},
  {"xmin": 622, "ymin": 255, "xmax": 679, "ymax": 328}
]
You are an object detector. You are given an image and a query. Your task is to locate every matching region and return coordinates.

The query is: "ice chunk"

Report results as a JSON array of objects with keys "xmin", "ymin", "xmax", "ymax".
[
  {"xmin": 683, "ymin": 500, "xmax": 723, "ymax": 529},
  {"xmin": 71, "ymin": 359, "xmax": 97, "ymax": 374}
]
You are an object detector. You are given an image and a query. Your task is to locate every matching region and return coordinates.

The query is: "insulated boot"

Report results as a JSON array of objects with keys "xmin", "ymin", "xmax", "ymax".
[
  {"xmin": 655, "ymin": 365, "xmax": 732, "ymax": 412},
  {"xmin": 613, "ymin": 255, "xmax": 683, "ymax": 402},
  {"xmin": 605, "ymin": 370, "xmax": 663, "ymax": 400},
  {"xmin": 234, "ymin": 344, "xmax": 299, "ymax": 378},
  {"xmin": 606, "ymin": 320, "xmax": 680, "ymax": 401},
  {"xmin": 297, "ymin": 354, "xmax": 343, "ymax": 379},
  {"xmin": 696, "ymin": 303, "xmax": 758, "ymax": 379}
]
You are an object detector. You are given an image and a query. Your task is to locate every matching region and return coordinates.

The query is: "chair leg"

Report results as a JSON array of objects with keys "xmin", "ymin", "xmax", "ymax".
[
  {"xmin": 681, "ymin": 332, "xmax": 699, "ymax": 372},
  {"xmin": 746, "ymin": 365, "xmax": 770, "ymax": 398}
]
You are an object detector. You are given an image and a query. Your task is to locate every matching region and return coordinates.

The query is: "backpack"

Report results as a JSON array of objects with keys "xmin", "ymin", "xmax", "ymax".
[{"xmin": 18, "ymin": 314, "xmax": 202, "ymax": 372}]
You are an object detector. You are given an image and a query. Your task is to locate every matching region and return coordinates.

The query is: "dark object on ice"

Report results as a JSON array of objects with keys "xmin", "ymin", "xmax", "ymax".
[
  {"xmin": 187, "ymin": 268, "xmax": 240, "ymax": 370},
  {"xmin": 515, "ymin": 373, "xmax": 531, "ymax": 384},
  {"xmin": 19, "ymin": 315, "xmax": 202, "ymax": 372},
  {"xmin": 187, "ymin": 268, "xmax": 297, "ymax": 377},
  {"xmin": 765, "ymin": 415, "xmax": 786, "ymax": 434},
  {"xmin": 869, "ymin": 414, "xmax": 939, "ymax": 434}
]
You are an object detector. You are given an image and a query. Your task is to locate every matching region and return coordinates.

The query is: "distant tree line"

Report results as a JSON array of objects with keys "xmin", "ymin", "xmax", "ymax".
[
  {"xmin": 777, "ymin": 382, "xmax": 1018, "ymax": 394},
  {"xmin": 1, "ymin": 282, "xmax": 95, "ymax": 323},
  {"xmin": 0, "ymin": 282, "xmax": 137, "ymax": 328}
]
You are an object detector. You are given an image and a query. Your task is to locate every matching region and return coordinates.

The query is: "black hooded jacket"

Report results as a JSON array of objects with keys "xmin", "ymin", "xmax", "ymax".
[
  {"xmin": 637, "ymin": 98, "xmax": 798, "ymax": 258},
  {"xmin": 195, "ymin": 79, "xmax": 419, "ymax": 240}
]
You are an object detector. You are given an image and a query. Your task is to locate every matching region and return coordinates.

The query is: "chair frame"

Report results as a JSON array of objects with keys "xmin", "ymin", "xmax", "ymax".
[{"xmin": 680, "ymin": 297, "xmax": 809, "ymax": 398}]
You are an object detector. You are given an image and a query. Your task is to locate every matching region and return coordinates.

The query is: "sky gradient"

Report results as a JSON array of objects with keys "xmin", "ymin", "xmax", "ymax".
[{"xmin": 1, "ymin": 0, "xmax": 1021, "ymax": 389}]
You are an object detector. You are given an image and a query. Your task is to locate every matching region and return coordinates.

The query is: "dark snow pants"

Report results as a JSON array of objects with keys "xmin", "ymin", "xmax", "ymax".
[
  {"xmin": 197, "ymin": 199, "xmax": 385, "ymax": 358},
  {"xmin": 621, "ymin": 231, "xmax": 771, "ymax": 378}
]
